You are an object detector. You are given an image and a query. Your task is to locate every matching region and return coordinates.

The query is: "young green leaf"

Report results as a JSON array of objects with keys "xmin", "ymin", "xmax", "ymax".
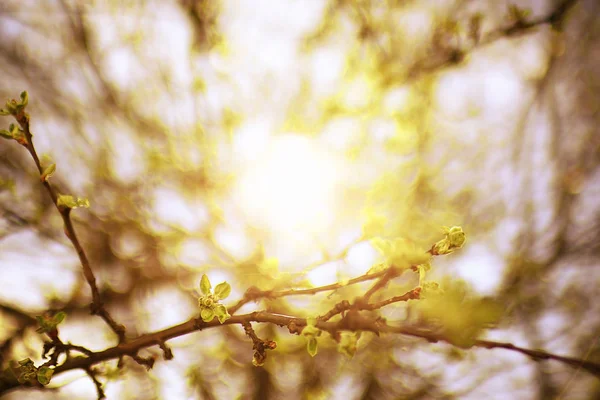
[
  {"xmin": 75, "ymin": 198, "xmax": 90, "ymax": 208},
  {"xmin": 200, "ymin": 274, "xmax": 211, "ymax": 295},
  {"xmin": 57, "ymin": 194, "xmax": 90, "ymax": 209},
  {"xmin": 52, "ymin": 311, "xmax": 66, "ymax": 324},
  {"xmin": 0, "ymin": 129, "xmax": 12, "ymax": 139},
  {"xmin": 307, "ymin": 337, "xmax": 318, "ymax": 357},
  {"xmin": 37, "ymin": 367, "xmax": 53, "ymax": 385},
  {"xmin": 20, "ymin": 91, "xmax": 28, "ymax": 107},
  {"xmin": 41, "ymin": 163, "xmax": 56, "ymax": 182},
  {"xmin": 214, "ymin": 304, "xmax": 231, "ymax": 323},
  {"xmin": 200, "ymin": 308, "xmax": 214, "ymax": 322},
  {"xmin": 213, "ymin": 282, "xmax": 231, "ymax": 300}
]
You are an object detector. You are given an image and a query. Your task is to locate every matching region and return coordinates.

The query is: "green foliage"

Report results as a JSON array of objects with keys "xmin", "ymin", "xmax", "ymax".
[
  {"xmin": 371, "ymin": 237, "xmax": 431, "ymax": 268},
  {"xmin": 1, "ymin": 358, "xmax": 53, "ymax": 386},
  {"xmin": 415, "ymin": 279, "xmax": 503, "ymax": 348},
  {"xmin": 56, "ymin": 194, "xmax": 90, "ymax": 209},
  {"xmin": 197, "ymin": 274, "xmax": 231, "ymax": 323},
  {"xmin": 15, "ymin": 359, "xmax": 36, "ymax": 385},
  {"xmin": 35, "ymin": 312, "xmax": 66, "ymax": 334},
  {"xmin": 302, "ymin": 317, "xmax": 322, "ymax": 357}
]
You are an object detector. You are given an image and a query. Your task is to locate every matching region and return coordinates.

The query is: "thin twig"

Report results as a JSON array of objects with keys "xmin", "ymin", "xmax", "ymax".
[
  {"xmin": 13, "ymin": 110, "xmax": 126, "ymax": 343},
  {"xmin": 229, "ymin": 267, "xmax": 391, "ymax": 315},
  {"xmin": 85, "ymin": 367, "xmax": 106, "ymax": 400}
]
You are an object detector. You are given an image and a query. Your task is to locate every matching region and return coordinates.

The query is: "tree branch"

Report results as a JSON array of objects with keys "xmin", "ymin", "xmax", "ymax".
[{"xmin": 12, "ymin": 106, "xmax": 125, "ymax": 343}]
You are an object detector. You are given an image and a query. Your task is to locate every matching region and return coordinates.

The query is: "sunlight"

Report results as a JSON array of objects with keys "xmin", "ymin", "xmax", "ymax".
[{"xmin": 235, "ymin": 134, "xmax": 342, "ymax": 235}]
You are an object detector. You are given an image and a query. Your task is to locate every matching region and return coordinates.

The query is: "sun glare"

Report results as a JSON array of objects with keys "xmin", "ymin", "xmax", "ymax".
[{"xmin": 235, "ymin": 134, "xmax": 342, "ymax": 236}]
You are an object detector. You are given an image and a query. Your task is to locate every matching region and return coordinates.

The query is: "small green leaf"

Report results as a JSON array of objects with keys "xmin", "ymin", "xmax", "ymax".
[
  {"xmin": 214, "ymin": 304, "xmax": 230, "ymax": 324},
  {"xmin": 307, "ymin": 337, "xmax": 318, "ymax": 357},
  {"xmin": 57, "ymin": 194, "xmax": 90, "ymax": 209},
  {"xmin": 0, "ymin": 129, "xmax": 12, "ymax": 139},
  {"xmin": 52, "ymin": 311, "xmax": 66, "ymax": 325},
  {"xmin": 37, "ymin": 367, "xmax": 53, "ymax": 385},
  {"xmin": 57, "ymin": 194, "xmax": 77, "ymax": 208},
  {"xmin": 0, "ymin": 108, "xmax": 10, "ymax": 116},
  {"xmin": 20, "ymin": 91, "xmax": 28, "ymax": 107},
  {"xmin": 200, "ymin": 274, "xmax": 211, "ymax": 295},
  {"xmin": 218, "ymin": 312, "xmax": 230, "ymax": 324},
  {"xmin": 4, "ymin": 101, "xmax": 16, "ymax": 114},
  {"xmin": 18, "ymin": 358, "xmax": 33, "ymax": 367},
  {"xmin": 200, "ymin": 307, "xmax": 214, "ymax": 322},
  {"xmin": 75, "ymin": 198, "xmax": 90, "ymax": 208},
  {"xmin": 213, "ymin": 282, "xmax": 231, "ymax": 300},
  {"xmin": 41, "ymin": 163, "xmax": 56, "ymax": 182}
]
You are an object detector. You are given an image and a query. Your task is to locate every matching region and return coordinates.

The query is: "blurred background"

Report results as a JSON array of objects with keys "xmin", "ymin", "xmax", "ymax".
[{"xmin": 0, "ymin": 0, "xmax": 599, "ymax": 398}]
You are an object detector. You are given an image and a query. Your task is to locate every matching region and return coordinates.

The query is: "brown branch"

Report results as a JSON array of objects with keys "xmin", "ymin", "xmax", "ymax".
[
  {"xmin": 242, "ymin": 322, "xmax": 277, "ymax": 366},
  {"xmin": 475, "ymin": 339, "xmax": 600, "ymax": 377},
  {"xmin": 85, "ymin": 367, "xmax": 106, "ymax": 400},
  {"xmin": 46, "ymin": 311, "xmax": 600, "ymax": 380},
  {"xmin": 404, "ymin": 0, "xmax": 579, "ymax": 79},
  {"xmin": 229, "ymin": 267, "xmax": 391, "ymax": 315},
  {"xmin": 1, "ymin": 307, "xmax": 598, "ymax": 396},
  {"xmin": 359, "ymin": 266, "xmax": 402, "ymax": 303},
  {"xmin": 361, "ymin": 287, "xmax": 421, "ymax": 311},
  {"xmin": 318, "ymin": 287, "xmax": 421, "ymax": 322},
  {"xmin": 11, "ymin": 108, "xmax": 125, "ymax": 343}
]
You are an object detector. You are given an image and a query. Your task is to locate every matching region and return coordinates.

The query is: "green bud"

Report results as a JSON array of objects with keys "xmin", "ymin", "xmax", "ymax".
[{"xmin": 433, "ymin": 226, "xmax": 466, "ymax": 255}]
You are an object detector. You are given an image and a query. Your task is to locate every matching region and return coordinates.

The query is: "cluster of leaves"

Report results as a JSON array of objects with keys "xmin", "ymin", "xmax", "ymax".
[
  {"xmin": 0, "ymin": 91, "xmax": 28, "ymax": 144},
  {"xmin": 35, "ymin": 312, "xmax": 66, "ymax": 334},
  {"xmin": 0, "ymin": 359, "xmax": 53, "ymax": 387},
  {"xmin": 0, "ymin": 91, "xmax": 28, "ymax": 117},
  {"xmin": 0, "ymin": 312, "xmax": 67, "ymax": 389},
  {"xmin": 197, "ymin": 274, "xmax": 232, "ymax": 324}
]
